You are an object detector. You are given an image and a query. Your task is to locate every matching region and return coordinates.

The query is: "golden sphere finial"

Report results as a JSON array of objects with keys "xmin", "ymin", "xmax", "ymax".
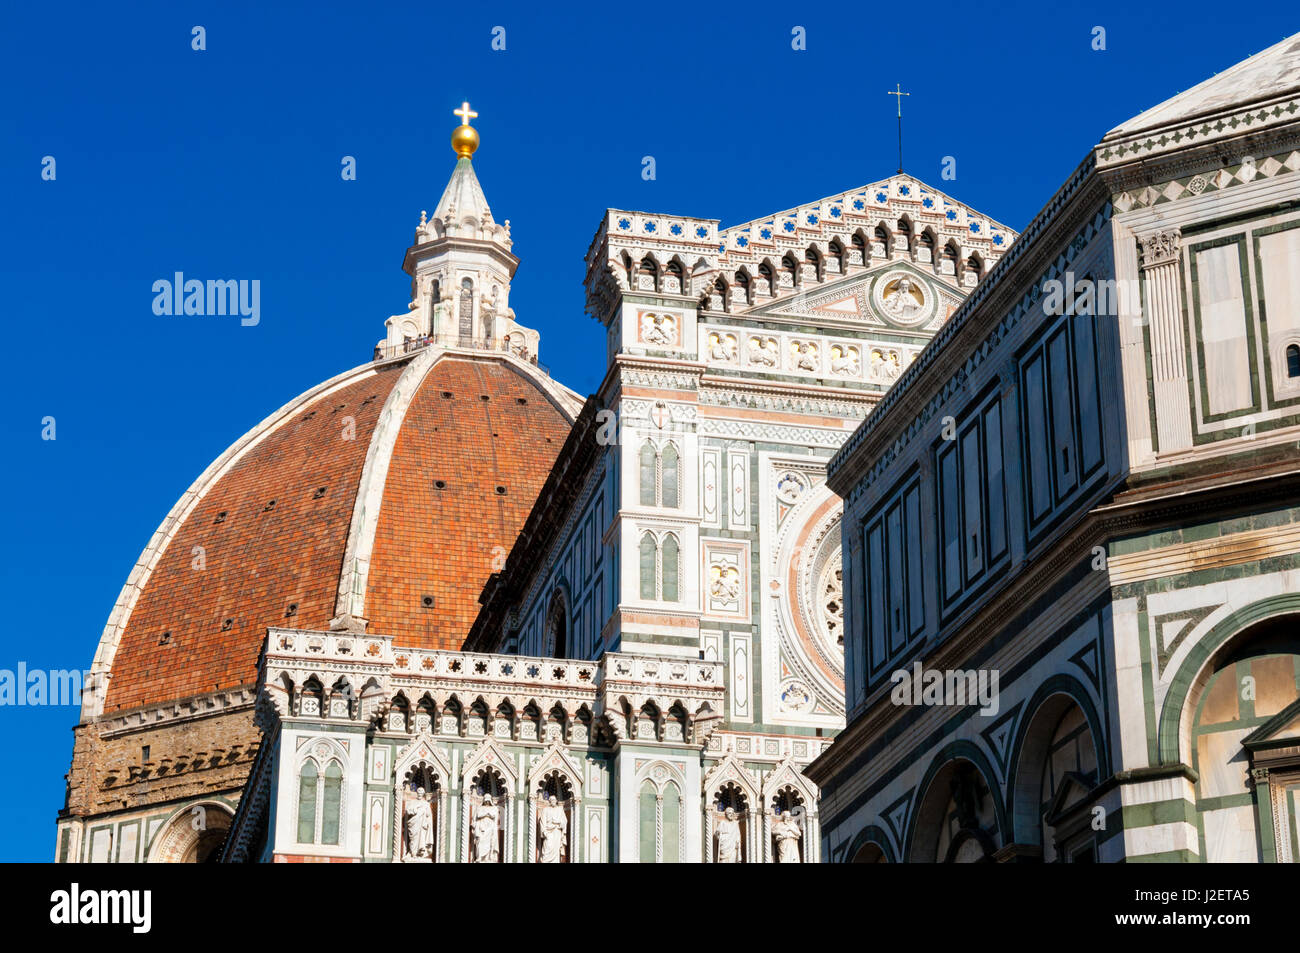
[{"xmin": 451, "ymin": 100, "xmax": 479, "ymax": 158}]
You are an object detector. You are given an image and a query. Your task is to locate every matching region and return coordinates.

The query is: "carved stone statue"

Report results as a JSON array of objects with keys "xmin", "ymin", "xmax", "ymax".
[
  {"xmin": 708, "ymin": 333, "xmax": 737, "ymax": 362},
  {"xmin": 749, "ymin": 337, "xmax": 778, "ymax": 367},
  {"xmin": 772, "ymin": 810, "xmax": 802, "ymax": 863},
  {"xmin": 538, "ymin": 794, "xmax": 567, "ymax": 863},
  {"xmin": 710, "ymin": 564, "xmax": 740, "ymax": 599},
  {"xmin": 830, "ymin": 346, "xmax": 859, "ymax": 375},
  {"xmin": 882, "ymin": 276, "xmax": 923, "ymax": 320},
  {"xmin": 641, "ymin": 312, "xmax": 674, "ymax": 346},
  {"xmin": 403, "ymin": 787, "xmax": 434, "ymax": 861},
  {"xmin": 794, "ymin": 342, "xmax": 818, "ymax": 371},
  {"xmin": 716, "ymin": 807, "xmax": 742, "ymax": 863},
  {"xmin": 471, "ymin": 794, "xmax": 499, "ymax": 863}
]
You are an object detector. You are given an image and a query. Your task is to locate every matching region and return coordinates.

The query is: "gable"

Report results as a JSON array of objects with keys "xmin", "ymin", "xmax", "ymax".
[{"xmin": 746, "ymin": 261, "xmax": 964, "ymax": 332}]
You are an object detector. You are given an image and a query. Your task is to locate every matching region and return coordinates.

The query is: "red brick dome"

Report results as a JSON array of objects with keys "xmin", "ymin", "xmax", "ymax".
[{"xmin": 89, "ymin": 349, "xmax": 579, "ymax": 714}]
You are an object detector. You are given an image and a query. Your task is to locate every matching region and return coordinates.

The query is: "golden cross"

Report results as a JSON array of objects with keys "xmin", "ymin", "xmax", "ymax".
[{"xmin": 454, "ymin": 101, "xmax": 478, "ymax": 126}]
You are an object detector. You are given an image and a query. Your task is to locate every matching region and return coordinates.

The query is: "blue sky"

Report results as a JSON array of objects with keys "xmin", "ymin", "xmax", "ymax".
[{"xmin": 1, "ymin": 1, "xmax": 1295, "ymax": 861}]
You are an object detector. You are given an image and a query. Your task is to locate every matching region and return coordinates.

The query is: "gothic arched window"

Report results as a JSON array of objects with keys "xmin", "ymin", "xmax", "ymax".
[
  {"xmin": 1288, "ymin": 344, "xmax": 1300, "ymax": 378},
  {"xmin": 297, "ymin": 760, "xmax": 318, "ymax": 843},
  {"xmin": 638, "ymin": 780, "xmax": 658, "ymax": 863},
  {"xmin": 662, "ymin": 534, "xmax": 680, "ymax": 602},
  {"xmin": 639, "ymin": 442, "xmax": 657, "ymax": 506},
  {"xmin": 322, "ymin": 761, "xmax": 343, "ymax": 846},
  {"xmin": 638, "ymin": 531, "xmax": 680, "ymax": 603},
  {"xmin": 639, "ymin": 533, "xmax": 657, "ymax": 600},
  {"xmin": 661, "ymin": 444, "xmax": 679, "ymax": 508},
  {"xmin": 297, "ymin": 758, "xmax": 344, "ymax": 846},
  {"xmin": 639, "ymin": 441, "xmax": 679, "ymax": 509},
  {"xmin": 458, "ymin": 278, "xmax": 474, "ymax": 341},
  {"xmin": 548, "ymin": 592, "xmax": 568, "ymax": 659},
  {"xmin": 662, "ymin": 780, "xmax": 682, "ymax": 862}
]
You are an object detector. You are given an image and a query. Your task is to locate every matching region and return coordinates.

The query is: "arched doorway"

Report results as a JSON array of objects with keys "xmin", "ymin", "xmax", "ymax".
[
  {"xmin": 1008, "ymin": 684, "xmax": 1103, "ymax": 862},
  {"xmin": 909, "ymin": 753, "xmax": 1003, "ymax": 862},
  {"xmin": 148, "ymin": 802, "xmax": 234, "ymax": 863},
  {"xmin": 1181, "ymin": 615, "xmax": 1300, "ymax": 862},
  {"xmin": 851, "ymin": 842, "xmax": 888, "ymax": 863}
]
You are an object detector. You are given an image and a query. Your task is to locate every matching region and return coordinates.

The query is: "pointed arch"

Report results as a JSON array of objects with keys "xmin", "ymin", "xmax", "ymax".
[
  {"xmin": 660, "ymin": 442, "xmax": 679, "ymax": 509},
  {"xmin": 639, "ymin": 532, "xmax": 657, "ymax": 600},
  {"xmin": 661, "ymin": 533, "xmax": 680, "ymax": 602}
]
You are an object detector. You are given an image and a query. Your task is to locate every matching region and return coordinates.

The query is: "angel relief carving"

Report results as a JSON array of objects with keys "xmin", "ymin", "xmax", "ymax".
[{"xmin": 707, "ymin": 556, "xmax": 743, "ymax": 613}]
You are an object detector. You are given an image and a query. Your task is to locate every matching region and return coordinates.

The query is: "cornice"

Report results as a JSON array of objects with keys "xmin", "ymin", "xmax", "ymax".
[{"xmin": 827, "ymin": 156, "xmax": 1110, "ymax": 497}]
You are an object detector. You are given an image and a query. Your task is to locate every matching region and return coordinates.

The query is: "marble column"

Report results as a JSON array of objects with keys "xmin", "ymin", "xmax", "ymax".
[{"xmin": 1138, "ymin": 227, "xmax": 1194, "ymax": 452}]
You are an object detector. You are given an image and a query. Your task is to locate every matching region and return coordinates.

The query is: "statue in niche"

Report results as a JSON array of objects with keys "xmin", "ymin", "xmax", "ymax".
[
  {"xmin": 403, "ymin": 787, "xmax": 435, "ymax": 861},
  {"xmin": 538, "ymin": 794, "xmax": 568, "ymax": 863},
  {"xmin": 772, "ymin": 810, "xmax": 802, "ymax": 863},
  {"xmin": 881, "ymin": 276, "xmax": 924, "ymax": 321},
  {"xmin": 716, "ymin": 807, "xmax": 742, "ymax": 863},
  {"xmin": 471, "ymin": 794, "xmax": 499, "ymax": 863}
]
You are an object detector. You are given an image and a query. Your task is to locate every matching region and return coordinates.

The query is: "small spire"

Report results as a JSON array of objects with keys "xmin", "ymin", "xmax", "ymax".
[{"xmin": 451, "ymin": 101, "xmax": 480, "ymax": 159}]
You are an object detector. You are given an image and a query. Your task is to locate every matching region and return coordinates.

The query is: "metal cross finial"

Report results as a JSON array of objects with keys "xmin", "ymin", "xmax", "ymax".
[
  {"xmin": 454, "ymin": 101, "xmax": 478, "ymax": 125},
  {"xmin": 887, "ymin": 84, "xmax": 910, "ymax": 174}
]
